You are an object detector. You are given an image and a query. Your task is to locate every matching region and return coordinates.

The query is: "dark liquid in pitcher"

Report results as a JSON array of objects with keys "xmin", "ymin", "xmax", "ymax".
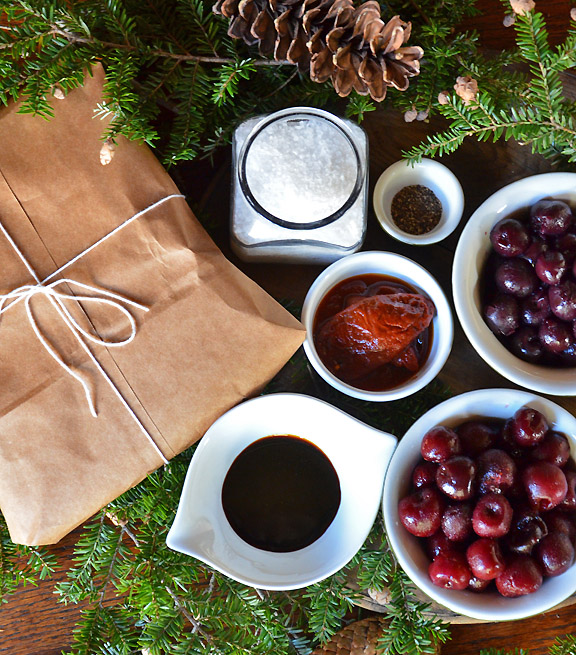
[{"xmin": 221, "ymin": 435, "xmax": 341, "ymax": 552}]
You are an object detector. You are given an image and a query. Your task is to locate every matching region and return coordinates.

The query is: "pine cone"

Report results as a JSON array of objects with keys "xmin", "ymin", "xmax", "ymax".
[
  {"xmin": 213, "ymin": 0, "xmax": 423, "ymax": 101},
  {"xmin": 311, "ymin": 617, "xmax": 442, "ymax": 655}
]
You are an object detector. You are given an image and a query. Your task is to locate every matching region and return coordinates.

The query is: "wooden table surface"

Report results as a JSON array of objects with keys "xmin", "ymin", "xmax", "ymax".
[{"xmin": 2, "ymin": 1, "xmax": 576, "ymax": 653}]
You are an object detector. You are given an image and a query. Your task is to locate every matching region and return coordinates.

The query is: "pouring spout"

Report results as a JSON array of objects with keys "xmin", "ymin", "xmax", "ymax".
[{"xmin": 166, "ymin": 515, "xmax": 216, "ymax": 563}]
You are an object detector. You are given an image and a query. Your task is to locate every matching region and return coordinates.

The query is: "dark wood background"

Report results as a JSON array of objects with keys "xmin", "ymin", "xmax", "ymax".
[{"xmin": 2, "ymin": 1, "xmax": 576, "ymax": 653}]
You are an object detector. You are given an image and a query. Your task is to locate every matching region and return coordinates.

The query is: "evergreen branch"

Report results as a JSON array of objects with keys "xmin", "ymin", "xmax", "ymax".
[
  {"xmin": 549, "ymin": 635, "xmax": 576, "ymax": 655},
  {"xmin": 26, "ymin": 24, "xmax": 291, "ymax": 66},
  {"xmin": 368, "ymin": 532, "xmax": 449, "ymax": 655},
  {"xmin": 408, "ymin": 6, "xmax": 576, "ymax": 165},
  {"xmin": 164, "ymin": 584, "xmax": 214, "ymax": 643},
  {"xmin": 302, "ymin": 573, "xmax": 357, "ymax": 644},
  {"xmin": 406, "ymin": 96, "xmax": 576, "ymax": 162},
  {"xmin": 0, "ymin": 0, "xmax": 481, "ymax": 163}
]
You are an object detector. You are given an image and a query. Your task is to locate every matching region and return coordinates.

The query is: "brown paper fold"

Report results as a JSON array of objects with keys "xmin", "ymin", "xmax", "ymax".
[{"xmin": 0, "ymin": 66, "xmax": 305, "ymax": 545}]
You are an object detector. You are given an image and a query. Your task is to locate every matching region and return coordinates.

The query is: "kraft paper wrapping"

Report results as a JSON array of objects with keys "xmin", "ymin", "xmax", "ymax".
[{"xmin": 0, "ymin": 66, "xmax": 305, "ymax": 545}]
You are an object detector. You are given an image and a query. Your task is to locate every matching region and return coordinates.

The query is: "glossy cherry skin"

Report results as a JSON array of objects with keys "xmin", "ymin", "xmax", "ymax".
[
  {"xmin": 495, "ymin": 555, "xmax": 543, "ymax": 597},
  {"xmin": 468, "ymin": 576, "xmax": 492, "ymax": 592},
  {"xmin": 490, "ymin": 217, "xmax": 530, "ymax": 257},
  {"xmin": 472, "ymin": 493, "xmax": 513, "ymax": 538},
  {"xmin": 441, "ymin": 502, "xmax": 473, "ymax": 541},
  {"xmin": 544, "ymin": 509, "xmax": 576, "ymax": 541},
  {"xmin": 535, "ymin": 250, "xmax": 566, "ymax": 286},
  {"xmin": 559, "ymin": 470, "xmax": 576, "ymax": 510},
  {"xmin": 556, "ymin": 231, "xmax": 576, "ymax": 265},
  {"xmin": 520, "ymin": 287, "xmax": 550, "ymax": 326},
  {"xmin": 506, "ymin": 507, "xmax": 548, "ymax": 555},
  {"xmin": 539, "ymin": 317, "xmax": 573, "ymax": 353},
  {"xmin": 495, "ymin": 258, "xmax": 537, "ymax": 298},
  {"xmin": 426, "ymin": 530, "xmax": 462, "ymax": 560},
  {"xmin": 484, "ymin": 294, "xmax": 520, "ymax": 336},
  {"xmin": 549, "ymin": 280, "xmax": 576, "ymax": 321},
  {"xmin": 399, "ymin": 487, "xmax": 444, "ymax": 537},
  {"xmin": 523, "ymin": 462, "xmax": 568, "ymax": 511},
  {"xmin": 530, "ymin": 199, "xmax": 573, "ymax": 236},
  {"xmin": 522, "ymin": 238, "xmax": 548, "ymax": 266},
  {"xmin": 510, "ymin": 407, "xmax": 548, "ymax": 447},
  {"xmin": 477, "ymin": 448, "xmax": 516, "ymax": 494},
  {"xmin": 421, "ymin": 426, "xmax": 462, "ymax": 463},
  {"xmin": 467, "ymin": 538, "xmax": 506, "ymax": 580},
  {"xmin": 412, "ymin": 461, "xmax": 439, "ymax": 489},
  {"xmin": 535, "ymin": 533, "xmax": 575, "ymax": 577},
  {"xmin": 429, "ymin": 553, "xmax": 471, "ymax": 590},
  {"xmin": 531, "ymin": 431, "xmax": 571, "ymax": 467},
  {"xmin": 510, "ymin": 326, "xmax": 544, "ymax": 363},
  {"xmin": 457, "ymin": 421, "xmax": 498, "ymax": 457},
  {"xmin": 436, "ymin": 456, "xmax": 476, "ymax": 501}
]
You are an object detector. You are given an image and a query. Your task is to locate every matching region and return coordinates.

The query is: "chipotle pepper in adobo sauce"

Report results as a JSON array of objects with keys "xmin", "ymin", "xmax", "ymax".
[{"xmin": 313, "ymin": 275, "xmax": 435, "ymax": 391}]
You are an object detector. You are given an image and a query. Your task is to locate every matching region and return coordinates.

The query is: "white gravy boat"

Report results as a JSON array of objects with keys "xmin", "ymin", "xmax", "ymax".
[{"xmin": 166, "ymin": 393, "xmax": 397, "ymax": 590}]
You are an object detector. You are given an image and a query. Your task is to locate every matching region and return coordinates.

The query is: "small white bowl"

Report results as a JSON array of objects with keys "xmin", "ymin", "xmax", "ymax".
[
  {"xmin": 373, "ymin": 158, "xmax": 464, "ymax": 245},
  {"xmin": 453, "ymin": 172, "xmax": 576, "ymax": 396},
  {"xmin": 301, "ymin": 251, "xmax": 453, "ymax": 401},
  {"xmin": 383, "ymin": 388, "xmax": 576, "ymax": 622},
  {"xmin": 166, "ymin": 393, "xmax": 397, "ymax": 590}
]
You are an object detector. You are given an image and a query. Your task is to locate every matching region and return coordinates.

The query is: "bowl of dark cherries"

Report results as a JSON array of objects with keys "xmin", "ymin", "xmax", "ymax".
[
  {"xmin": 382, "ymin": 388, "xmax": 576, "ymax": 621},
  {"xmin": 452, "ymin": 172, "xmax": 576, "ymax": 395}
]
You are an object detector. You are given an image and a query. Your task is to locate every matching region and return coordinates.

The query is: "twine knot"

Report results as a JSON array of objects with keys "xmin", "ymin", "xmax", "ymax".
[
  {"xmin": 0, "ymin": 193, "xmax": 185, "ymax": 464},
  {"xmin": 0, "ymin": 278, "xmax": 148, "ymax": 418}
]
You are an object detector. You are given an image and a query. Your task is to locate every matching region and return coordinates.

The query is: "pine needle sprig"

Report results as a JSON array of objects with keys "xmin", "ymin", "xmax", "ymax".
[
  {"xmin": 407, "ymin": 4, "xmax": 576, "ymax": 165},
  {"xmin": 0, "ymin": 0, "xmax": 496, "ymax": 163},
  {"xmin": 301, "ymin": 571, "xmax": 358, "ymax": 644},
  {"xmin": 0, "ymin": 513, "xmax": 58, "ymax": 601},
  {"xmin": 549, "ymin": 635, "xmax": 576, "ymax": 655},
  {"xmin": 379, "ymin": 570, "xmax": 449, "ymax": 655},
  {"xmin": 354, "ymin": 525, "xmax": 450, "ymax": 655}
]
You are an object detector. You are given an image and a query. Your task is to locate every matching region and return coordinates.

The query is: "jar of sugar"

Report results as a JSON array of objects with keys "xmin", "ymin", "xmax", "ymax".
[{"xmin": 230, "ymin": 107, "xmax": 368, "ymax": 264}]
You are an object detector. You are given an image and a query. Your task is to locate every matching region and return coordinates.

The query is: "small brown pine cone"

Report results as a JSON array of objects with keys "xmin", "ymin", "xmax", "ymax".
[
  {"xmin": 225, "ymin": 0, "xmax": 262, "ymax": 46},
  {"xmin": 213, "ymin": 0, "xmax": 422, "ymax": 101},
  {"xmin": 311, "ymin": 616, "xmax": 442, "ymax": 655}
]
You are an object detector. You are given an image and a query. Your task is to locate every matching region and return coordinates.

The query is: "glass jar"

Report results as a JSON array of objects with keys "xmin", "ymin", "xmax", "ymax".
[{"xmin": 230, "ymin": 107, "xmax": 368, "ymax": 264}]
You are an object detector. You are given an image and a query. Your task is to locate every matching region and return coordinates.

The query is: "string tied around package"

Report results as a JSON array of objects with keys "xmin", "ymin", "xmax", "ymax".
[{"xmin": 0, "ymin": 193, "xmax": 186, "ymax": 465}]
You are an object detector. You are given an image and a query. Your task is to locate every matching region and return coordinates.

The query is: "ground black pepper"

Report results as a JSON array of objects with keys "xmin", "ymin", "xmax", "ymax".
[{"xmin": 390, "ymin": 184, "xmax": 442, "ymax": 235}]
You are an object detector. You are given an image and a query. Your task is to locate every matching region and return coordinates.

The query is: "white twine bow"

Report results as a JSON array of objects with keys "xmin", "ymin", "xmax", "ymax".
[
  {"xmin": 0, "ymin": 278, "xmax": 148, "ymax": 418},
  {"xmin": 0, "ymin": 194, "xmax": 185, "ymax": 464}
]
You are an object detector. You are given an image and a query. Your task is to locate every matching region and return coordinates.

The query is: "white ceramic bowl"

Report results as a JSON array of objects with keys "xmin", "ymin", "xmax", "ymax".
[
  {"xmin": 383, "ymin": 388, "xmax": 576, "ymax": 622},
  {"xmin": 453, "ymin": 172, "xmax": 576, "ymax": 396},
  {"xmin": 373, "ymin": 158, "xmax": 464, "ymax": 245},
  {"xmin": 167, "ymin": 393, "xmax": 397, "ymax": 590},
  {"xmin": 301, "ymin": 251, "xmax": 453, "ymax": 401}
]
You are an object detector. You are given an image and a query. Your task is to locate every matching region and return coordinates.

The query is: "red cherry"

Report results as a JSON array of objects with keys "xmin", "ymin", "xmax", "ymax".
[
  {"xmin": 441, "ymin": 503, "xmax": 473, "ymax": 541},
  {"xmin": 535, "ymin": 533, "xmax": 575, "ymax": 577},
  {"xmin": 429, "ymin": 553, "xmax": 471, "ymax": 590},
  {"xmin": 399, "ymin": 488, "xmax": 443, "ymax": 537},
  {"xmin": 472, "ymin": 493, "xmax": 512, "ymax": 538},
  {"xmin": 421, "ymin": 426, "xmax": 462, "ymax": 463},
  {"xmin": 457, "ymin": 421, "xmax": 499, "ymax": 457},
  {"xmin": 559, "ymin": 470, "xmax": 576, "ymax": 510},
  {"xmin": 531, "ymin": 431, "xmax": 571, "ymax": 467},
  {"xmin": 477, "ymin": 448, "xmax": 516, "ymax": 494},
  {"xmin": 523, "ymin": 462, "xmax": 568, "ymax": 511},
  {"xmin": 412, "ymin": 461, "xmax": 438, "ymax": 489},
  {"xmin": 426, "ymin": 530, "xmax": 462, "ymax": 560},
  {"xmin": 467, "ymin": 538, "xmax": 506, "ymax": 581},
  {"xmin": 468, "ymin": 576, "xmax": 492, "ymax": 592},
  {"xmin": 436, "ymin": 456, "xmax": 476, "ymax": 501},
  {"xmin": 496, "ymin": 555, "xmax": 543, "ymax": 597},
  {"xmin": 510, "ymin": 407, "xmax": 548, "ymax": 447}
]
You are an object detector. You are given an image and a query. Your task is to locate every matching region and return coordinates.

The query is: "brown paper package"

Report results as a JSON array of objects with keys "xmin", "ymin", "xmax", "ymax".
[{"xmin": 0, "ymin": 66, "xmax": 305, "ymax": 546}]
